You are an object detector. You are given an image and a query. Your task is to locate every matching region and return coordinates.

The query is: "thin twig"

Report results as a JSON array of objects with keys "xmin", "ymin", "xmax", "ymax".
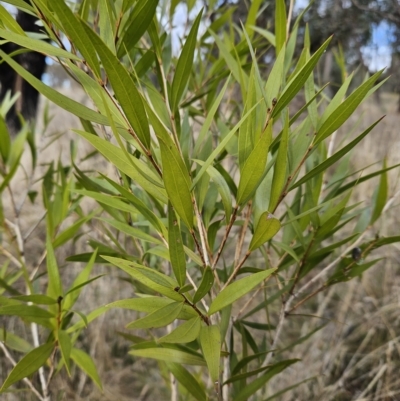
[
  {"xmin": 233, "ymin": 202, "xmax": 252, "ymax": 267},
  {"xmin": 212, "ymin": 205, "xmax": 239, "ymax": 269}
]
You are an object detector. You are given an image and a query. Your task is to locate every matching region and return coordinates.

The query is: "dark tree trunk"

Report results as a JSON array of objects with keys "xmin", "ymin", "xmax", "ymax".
[{"xmin": 0, "ymin": 5, "xmax": 47, "ymax": 134}]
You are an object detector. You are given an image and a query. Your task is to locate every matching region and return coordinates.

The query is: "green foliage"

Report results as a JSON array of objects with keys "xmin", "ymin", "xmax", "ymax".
[{"xmin": 0, "ymin": 1, "xmax": 399, "ymax": 400}]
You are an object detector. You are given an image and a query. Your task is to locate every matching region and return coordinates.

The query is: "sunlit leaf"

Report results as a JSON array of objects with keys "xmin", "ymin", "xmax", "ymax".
[
  {"xmin": 159, "ymin": 317, "xmax": 201, "ymax": 344},
  {"xmin": 249, "ymin": 212, "xmax": 281, "ymax": 251},
  {"xmin": 0, "ymin": 343, "xmax": 54, "ymax": 392},
  {"xmin": 200, "ymin": 325, "xmax": 220, "ymax": 382},
  {"xmin": 208, "ymin": 269, "xmax": 276, "ymax": 315}
]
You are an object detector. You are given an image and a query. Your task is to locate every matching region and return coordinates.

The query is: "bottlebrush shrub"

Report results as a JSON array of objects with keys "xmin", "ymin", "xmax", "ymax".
[{"xmin": 1, "ymin": 0, "xmax": 399, "ymax": 400}]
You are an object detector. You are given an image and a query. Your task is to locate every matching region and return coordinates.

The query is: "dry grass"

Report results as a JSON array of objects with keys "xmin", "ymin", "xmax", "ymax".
[{"xmin": 1, "ymin": 83, "xmax": 400, "ymax": 400}]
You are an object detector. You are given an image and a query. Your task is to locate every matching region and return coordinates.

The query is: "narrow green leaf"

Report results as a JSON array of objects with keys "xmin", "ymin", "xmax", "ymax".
[
  {"xmin": 193, "ymin": 76, "xmax": 231, "ymax": 156},
  {"xmin": 58, "ymin": 330, "xmax": 72, "ymax": 375},
  {"xmin": 52, "ymin": 0, "xmax": 100, "ymax": 77},
  {"xmin": 159, "ymin": 317, "xmax": 201, "ymax": 343},
  {"xmin": 200, "ymin": 325, "xmax": 221, "ymax": 382},
  {"xmin": 160, "ymin": 138, "xmax": 194, "ymax": 228},
  {"xmin": 102, "ymin": 176, "xmax": 166, "ymax": 237},
  {"xmin": 102, "ymin": 256, "xmax": 183, "ymax": 302},
  {"xmin": 234, "ymin": 359, "xmax": 299, "ymax": 401},
  {"xmin": 129, "ymin": 347, "xmax": 206, "ymax": 366},
  {"xmin": 232, "ymin": 351, "xmax": 272, "ymax": 375},
  {"xmin": 315, "ymin": 70, "xmax": 384, "ymax": 143},
  {"xmin": 168, "ymin": 203, "xmax": 187, "ymax": 286},
  {"xmin": 328, "ymin": 162, "xmax": 400, "ymax": 198},
  {"xmin": 46, "ymin": 237, "xmax": 62, "ymax": 300},
  {"xmin": 193, "ymin": 266, "xmax": 214, "ymax": 304},
  {"xmin": 208, "ymin": 269, "xmax": 276, "ymax": 315},
  {"xmin": 249, "ymin": 212, "xmax": 281, "ymax": 251},
  {"xmin": 370, "ymin": 159, "xmax": 388, "ymax": 224},
  {"xmin": 98, "ymin": 217, "xmax": 163, "ymax": 245},
  {"xmin": 237, "ymin": 122, "xmax": 273, "ymax": 205},
  {"xmin": 0, "ymin": 50, "xmax": 109, "ymax": 125},
  {"xmin": 166, "ymin": 362, "xmax": 207, "ymax": 401},
  {"xmin": 71, "ymin": 348, "xmax": 102, "ymax": 390},
  {"xmin": 193, "ymin": 159, "xmax": 232, "ymax": 223},
  {"xmin": 171, "ymin": 9, "xmax": 203, "ymax": 111},
  {"xmin": 80, "ymin": 21, "xmax": 151, "ymax": 148},
  {"xmin": 0, "ymin": 305, "xmax": 54, "ymax": 319},
  {"xmin": 12, "ymin": 295, "xmax": 57, "ymax": 305},
  {"xmin": 98, "ymin": 0, "xmax": 116, "ymax": 52},
  {"xmin": 53, "ymin": 214, "xmax": 94, "ymax": 248},
  {"xmin": 74, "ymin": 131, "xmax": 167, "ymax": 203},
  {"xmin": 209, "ymin": 30, "xmax": 246, "ymax": 85},
  {"xmin": 0, "ymin": 28, "xmax": 81, "ymax": 60},
  {"xmin": 117, "ymin": 0, "xmax": 159, "ymax": 57},
  {"xmin": 275, "ymin": 0, "xmax": 286, "ymax": 56},
  {"xmin": 265, "ymin": 44, "xmax": 286, "ymax": 108},
  {"xmin": 269, "ymin": 112, "xmax": 289, "ymax": 211},
  {"xmin": 191, "ymin": 101, "xmax": 261, "ymax": 190},
  {"xmin": 126, "ymin": 302, "xmax": 183, "ymax": 329},
  {"xmin": 106, "ymin": 297, "xmax": 197, "ymax": 320},
  {"xmin": 290, "ymin": 117, "xmax": 384, "ymax": 191},
  {"xmin": 273, "ymin": 36, "xmax": 332, "ymax": 117},
  {"xmin": 0, "ymin": 343, "xmax": 54, "ymax": 392},
  {"xmin": 0, "ymin": 4, "xmax": 26, "ymax": 34},
  {"xmin": 318, "ymin": 72, "xmax": 354, "ymax": 130},
  {"xmin": 250, "ymin": 26, "xmax": 276, "ymax": 46},
  {"xmin": 0, "ymin": 330, "xmax": 32, "ymax": 353}
]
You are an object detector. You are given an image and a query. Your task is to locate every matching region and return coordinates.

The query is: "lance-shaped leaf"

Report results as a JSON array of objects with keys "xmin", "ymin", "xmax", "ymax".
[
  {"xmin": 290, "ymin": 117, "xmax": 384, "ymax": 191},
  {"xmin": 269, "ymin": 112, "xmax": 289, "ymax": 211},
  {"xmin": 46, "ymin": 236, "xmax": 62, "ymax": 300},
  {"xmin": 117, "ymin": 0, "xmax": 159, "ymax": 57},
  {"xmin": 74, "ymin": 131, "xmax": 167, "ymax": 203},
  {"xmin": 0, "ymin": 304, "xmax": 54, "ymax": 319},
  {"xmin": 12, "ymin": 295, "xmax": 57, "ymax": 305},
  {"xmin": 0, "ymin": 50, "xmax": 108, "ymax": 125},
  {"xmin": 0, "ymin": 342, "xmax": 54, "ymax": 393},
  {"xmin": 58, "ymin": 330, "xmax": 72, "ymax": 375},
  {"xmin": 0, "ymin": 330, "xmax": 32, "ymax": 353},
  {"xmin": 168, "ymin": 203, "xmax": 186, "ymax": 286},
  {"xmin": 51, "ymin": 0, "xmax": 100, "ymax": 77},
  {"xmin": 234, "ymin": 359, "xmax": 299, "ymax": 401},
  {"xmin": 0, "ymin": 28, "xmax": 81, "ymax": 60},
  {"xmin": 275, "ymin": 0, "xmax": 286, "ymax": 56},
  {"xmin": 191, "ymin": 101, "xmax": 261, "ymax": 190},
  {"xmin": 193, "ymin": 266, "xmax": 214, "ymax": 304},
  {"xmin": 126, "ymin": 302, "xmax": 183, "ymax": 329},
  {"xmin": 171, "ymin": 9, "xmax": 203, "ymax": 112},
  {"xmin": 102, "ymin": 256, "xmax": 183, "ymax": 302},
  {"xmin": 193, "ymin": 76, "xmax": 231, "ymax": 156},
  {"xmin": 159, "ymin": 138, "xmax": 194, "ymax": 228},
  {"xmin": 200, "ymin": 325, "xmax": 221, "ymax": 382},
  {"xmin": 107, "ymin": 297, "xmax": 197, "ymax": 320},
  {"xmin": 159, "ymin": 317, "xmax": 201, "ymax": 343},
  {"xmin": 237, "ymin": 122, "xmax": 273, "ymax": 205},
  {"xmin": 79, "ymin": 21, "xmax": 151, "ymax": 149},
  {"xmin": 315, "ymin": 70, "xmax": 384, "ymax": 144},
  {"xmin": 265, "ymin": 44, "xmax": 286, "ymax": 108},
  {"xmin": 71, "ymin": 348, "xmax": 102, "ymax": 390},
  {"xmin": 166, "ymin": 362, "xmax": 207, "ymax": 401},
  {"xmin": 208, "ymin": 268, "xmax": 276, "ymax": 315},
  {"xmin": 249, "ymin": 212, "xmax": 281, "ymax": 251},
  {"xmin": 370, "ymin": 159, "xmax": 388, "ymax": 224},
  {"xmin": 98, "ymin": 217, "xmax": 163, "ymax": 245},
  {"xmin": 272, "ymin": 36, "xmax": 332, "ymax": 117},
  {"xmin": 193, "ymin": 160, "xmax": 232, "ymax": 223},
  {"xmin": 129, "ymin": 347, "xmax": 206, "ymax": 366}
]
